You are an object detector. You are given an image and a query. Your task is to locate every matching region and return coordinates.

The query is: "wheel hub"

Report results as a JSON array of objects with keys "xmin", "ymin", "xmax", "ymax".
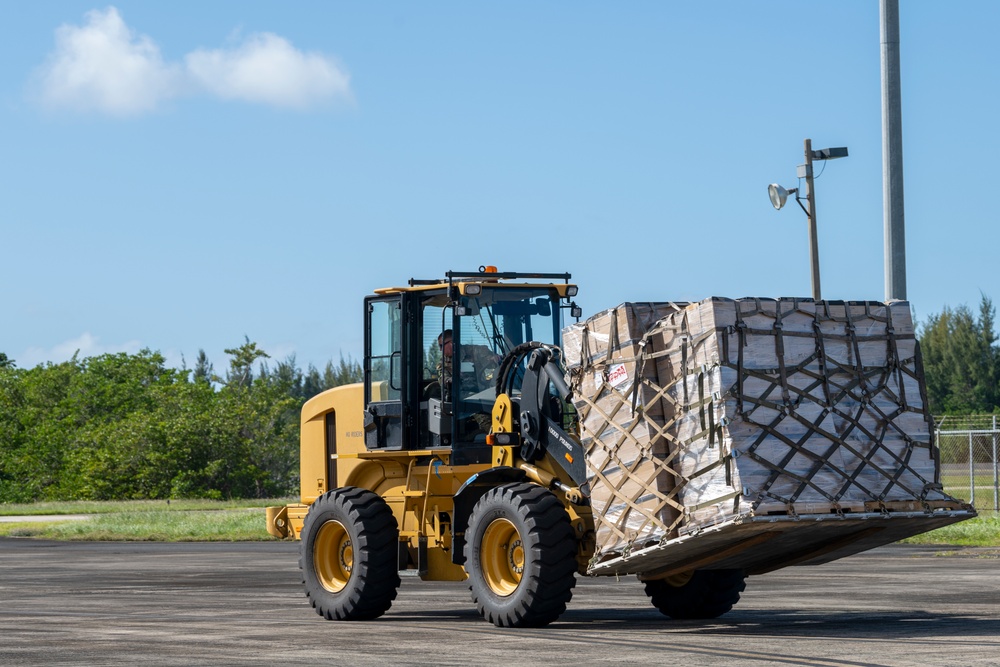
[
  {"xmin": 663, "ymin": 571, "xmax": 694, "ymax": 588},
  {"xmin": 508, "ymin": 539, "xmax": 524, "ymax": 575},
  {"xmin": 314, "ymin": 519, "xmax": 353, "ymax": 593},
  {"xmin": 481, "ymin": 518, "xmax": 523, "ymax": 597}
]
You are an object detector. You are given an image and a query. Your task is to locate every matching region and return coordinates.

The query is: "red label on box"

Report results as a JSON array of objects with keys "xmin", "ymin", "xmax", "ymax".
[{"xmin": 606, "ymin": 363, "xmax": 629, "ymax": 389}]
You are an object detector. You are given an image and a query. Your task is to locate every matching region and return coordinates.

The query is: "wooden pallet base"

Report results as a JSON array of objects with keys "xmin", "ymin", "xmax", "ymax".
[{"xmin": 586, "ymin": 502, "xmax": 976, "ymax": 578}]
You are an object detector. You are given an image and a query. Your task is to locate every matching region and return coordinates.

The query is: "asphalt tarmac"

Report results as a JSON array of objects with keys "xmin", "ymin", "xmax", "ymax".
[{"xmin": 0, "ymin": 538, "xmax": 997, "ymax": 666}]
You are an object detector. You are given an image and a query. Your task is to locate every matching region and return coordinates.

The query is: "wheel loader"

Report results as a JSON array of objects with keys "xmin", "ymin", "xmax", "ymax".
[
  {"xmin": 266, "ymin": 267, "xmax": 974, "ymax": 627},
  {"xmin": 265, "ymin": 267, "xmax": 744, "ymax": 626}
]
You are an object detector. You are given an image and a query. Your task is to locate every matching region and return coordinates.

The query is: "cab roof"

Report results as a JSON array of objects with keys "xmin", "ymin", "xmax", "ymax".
[{"xmin": 373, "ymin": 269, "xmax": 577, "ymax": 298}]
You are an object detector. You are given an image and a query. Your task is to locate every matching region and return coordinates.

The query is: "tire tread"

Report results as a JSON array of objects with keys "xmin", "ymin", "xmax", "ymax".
[
  {"xmin": 466, "ymin": 482, "xmax": 577, "ymax": 628},
  {"xmin": 644, "ymin": 569, "xmax": 746, "ymax": 620}
]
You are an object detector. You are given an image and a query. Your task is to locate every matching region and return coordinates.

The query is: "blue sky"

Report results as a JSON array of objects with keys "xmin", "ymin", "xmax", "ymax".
[{"xmin": 3, "ymin": 2, "xmax": 998, "ymax": 372}]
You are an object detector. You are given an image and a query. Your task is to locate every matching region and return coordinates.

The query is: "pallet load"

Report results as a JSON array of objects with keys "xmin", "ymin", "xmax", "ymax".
[{"xmin": 563, "ymin": 298, "xmax": 973, "ymax": 576}]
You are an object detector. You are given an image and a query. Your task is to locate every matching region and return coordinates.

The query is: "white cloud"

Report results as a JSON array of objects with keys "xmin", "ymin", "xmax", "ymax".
[
  {"xmin": 33, "ymin": 6, "xmax": 351, "ymax": 115},
  {"xmin": 35, "ymin": 7, "xmax": 181, "ymax": 116},
  {"xmin": 186, "ymin": 33, "xmax": 351, "ymax": 109},
  {"xmin": 19, "ymin": 333, "xmax": 142, "ymax": 368}
]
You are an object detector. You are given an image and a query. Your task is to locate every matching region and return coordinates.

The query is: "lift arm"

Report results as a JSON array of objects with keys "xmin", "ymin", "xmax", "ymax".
[{"xmin": 497, "ymin": 344, "xmax": 588, "ymax": 487}]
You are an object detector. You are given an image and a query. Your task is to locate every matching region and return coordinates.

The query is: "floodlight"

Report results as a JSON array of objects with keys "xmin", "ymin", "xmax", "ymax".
[{"xmin": 768, "ymin": 184, "xmax": 797, "ymax": 210}]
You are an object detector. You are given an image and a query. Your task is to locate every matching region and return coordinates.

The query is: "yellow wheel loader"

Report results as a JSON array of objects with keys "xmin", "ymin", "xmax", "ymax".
[{"xmin": 267, "ymin": 268, "xmax": 741, "ymax": 626}]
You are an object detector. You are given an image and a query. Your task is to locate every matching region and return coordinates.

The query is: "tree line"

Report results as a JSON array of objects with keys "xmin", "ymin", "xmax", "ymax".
[
  {"xmin": 918, "ymin": 295, "xmax": 1000, "ymax": 415},
  {"xmin": 2, "ymin": 298, "xmax": 999, "ymax": 503},
  {"xmin": 0, "ymin": 340, "xmax": 361, "ymax": 503}
]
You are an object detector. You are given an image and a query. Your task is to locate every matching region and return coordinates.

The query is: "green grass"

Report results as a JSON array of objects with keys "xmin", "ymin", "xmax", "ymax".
[
  {"xmin": 0, "ymin": 508, "xmax": 279, "ymax": 541},
  {"xmin": 942, "ymin": 474, "xmax": 998, "ymax": 489},
  {"xmin": 0, "ymin": 497, "xmax": 295, "ymax": 516},
  {"xmin": 900, "ymin": 514, "xmax": 1000, "ymax": 547},
  {"xmin": 0, "ymin": 498, "xmax": 297, "ymax": 541}
]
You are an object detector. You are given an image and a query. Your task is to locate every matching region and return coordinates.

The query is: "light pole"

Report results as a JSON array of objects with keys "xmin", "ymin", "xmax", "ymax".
[
  {"xmin": 768, "ymin": 138, "xmax": 848, "ymax": 301},
  {"xmin": 881, "ymin": 0, "xmax": 907, "ymax": 301}
]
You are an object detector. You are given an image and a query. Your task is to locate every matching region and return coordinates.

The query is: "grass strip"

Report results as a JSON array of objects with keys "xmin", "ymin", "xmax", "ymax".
[
  {"xmin": 2, "ymin": 500, "xmax": 997, "ymax": 547},
  {"xmin": 900, "ymin": 514, "xmax": 1000, "ymax": 547},
  {"xmin": 0, "ymin": 498, "xmax": 295, "ymax": 516},
  {"xmin": 0, "ymin": 509, "xmax": 278, "ymax": 542}
]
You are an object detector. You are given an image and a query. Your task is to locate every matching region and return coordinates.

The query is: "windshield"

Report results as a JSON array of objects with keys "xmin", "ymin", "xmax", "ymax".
[
  {"xmin": 448, "ymin": 287, "xmax": 561, "ymax": 443},
  {"xmin": 458, "ymin": 287, "xmax": 559, "ymax": 358}
]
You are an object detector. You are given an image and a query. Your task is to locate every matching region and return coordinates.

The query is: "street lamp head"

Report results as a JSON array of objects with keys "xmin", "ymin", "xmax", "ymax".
[
  {"xmin": 810, "ymin": 146, "xmax": 849, "ymax": 160},
  {"xmin": 768, "ymin": 183, "xmax": 797, "ymax": 210}
]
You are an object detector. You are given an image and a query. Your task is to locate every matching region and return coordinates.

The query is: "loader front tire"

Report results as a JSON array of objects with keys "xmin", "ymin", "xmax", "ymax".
[
  {"xmin": 466, "ymin": 482, "xmax": 577, "ymax": 627},
  {"xmin": 644, "ymin": 569, "xmax": 746, "ymax": 620},
  {"xmin": 300, "ymin": 487, "xmax": 400, "ymax": 621}
]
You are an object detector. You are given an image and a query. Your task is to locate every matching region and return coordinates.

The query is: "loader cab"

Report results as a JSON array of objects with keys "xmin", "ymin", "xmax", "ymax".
[{"xmin": 363, "ymin": 270, "xmax": 579, "ymax": 464}]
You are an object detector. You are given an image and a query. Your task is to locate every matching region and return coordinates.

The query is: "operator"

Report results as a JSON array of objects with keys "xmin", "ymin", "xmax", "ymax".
[{"xmin": 437, "ymin": 329, "xmax": 499, "ymax": 396}]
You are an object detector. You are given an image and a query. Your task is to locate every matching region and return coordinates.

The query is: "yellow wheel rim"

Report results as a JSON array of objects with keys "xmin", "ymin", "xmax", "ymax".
[
  {"xmin": 314, "ymin": 520, "xmax": 353, "ymax": 593},
  {"xmin": 663, "ymin": 571, "xmax": 694, "ymax": 588},
  {"xmin": 481, "ymin": 518, "xmax": 524, "ymax": 597}
]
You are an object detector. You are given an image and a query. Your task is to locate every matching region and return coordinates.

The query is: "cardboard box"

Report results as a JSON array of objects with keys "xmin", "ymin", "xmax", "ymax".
[{"xmin": 564, "ymin": 303, "xmax": 685, "ymax": 557}]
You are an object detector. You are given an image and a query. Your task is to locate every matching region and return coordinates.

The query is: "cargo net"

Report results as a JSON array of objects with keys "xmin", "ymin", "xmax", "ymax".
[
  {"xmin": 574, "ymin": 377, "xmax": 687, "ymax": 556},
  {"xmin": 567, "ymin": 303, "xmax": 688, "ymax": 558},
  {"xmin": 569, "ymin": 299, "xmax": 950, "ymax": 562},
  {"xmin": 712, "ymin": 299, "xmax": 945, "ymax": 512}
]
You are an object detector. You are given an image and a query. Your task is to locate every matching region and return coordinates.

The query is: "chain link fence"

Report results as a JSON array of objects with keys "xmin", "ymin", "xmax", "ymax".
[{"xmin": 936, "ymin": 415, "xmax": 1000, "ymax": 514}]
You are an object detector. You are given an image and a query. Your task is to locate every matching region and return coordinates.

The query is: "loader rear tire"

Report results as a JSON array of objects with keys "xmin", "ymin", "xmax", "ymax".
[
  {"xmin": 300, "ymin": 487, "xmax": 400, "ymax": 621},
  {"xmin": 466, "ymin": 482, "xmax": 577, "ymax": 628},
  {"xmin": 644, "ymin": 569, "xmax": 746, "ymax": 620}
]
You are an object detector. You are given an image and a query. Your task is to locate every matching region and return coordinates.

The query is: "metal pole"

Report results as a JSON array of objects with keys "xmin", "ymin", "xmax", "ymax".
[
  {"xmin": 969, "ymin": 431, "xmax": 975, "ymax": 507},
  {"xmin": 881, "ymin": 0, "xmax": 907, "ymax": 300},
  {"xmin": 994, "ymin": 425, "xmax": 999, "ymax": 512},
  {"xmin": 804, "ymin": 138, "xmax": 821, "ymax": 301}
]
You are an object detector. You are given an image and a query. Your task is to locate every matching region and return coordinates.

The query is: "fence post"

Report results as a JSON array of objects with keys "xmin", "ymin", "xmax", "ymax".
[
  {"xmin": 994, "ymin": 423, "xmax": 999, "ymax": 512},
  {"xmin": 969, "ymin": 431, "xmax": 975, "ymax": 507},
  {"xmin": 935, "ymin": 427, "xmax": 941, "ymax": 485}
]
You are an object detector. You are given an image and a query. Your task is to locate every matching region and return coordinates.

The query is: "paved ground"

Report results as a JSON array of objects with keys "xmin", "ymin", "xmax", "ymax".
[{"xmin": 0, "ymin": 539, "xmax": 997, "ymax": 666}]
